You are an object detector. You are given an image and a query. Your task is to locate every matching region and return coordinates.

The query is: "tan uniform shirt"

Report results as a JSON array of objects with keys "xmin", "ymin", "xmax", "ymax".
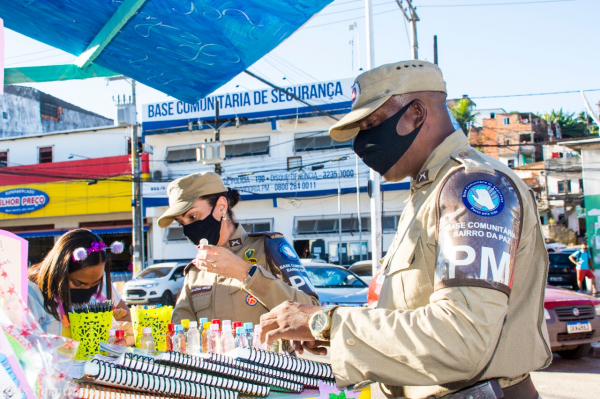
[
  {"xmin": 330, "ymin": 130, "xmax": 551, "ymax": 398},
  {"xmin": 173, "ymin": 224, "xmax": 320, "ymax": 325}
]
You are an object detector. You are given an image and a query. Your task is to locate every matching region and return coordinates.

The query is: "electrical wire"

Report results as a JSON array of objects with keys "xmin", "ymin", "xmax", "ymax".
[{"xmin": 417, "ymin": 0, "xmax": 576, "ymax": 7}]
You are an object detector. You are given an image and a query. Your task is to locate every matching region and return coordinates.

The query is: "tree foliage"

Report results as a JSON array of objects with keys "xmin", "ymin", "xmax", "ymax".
[
  {"xmin": 450, "ymin": 98, "xmax": 479, "ymax": 135},
  {"xmin": 539, "ymin": 108, "xmax": 597, "ymax": 138}
]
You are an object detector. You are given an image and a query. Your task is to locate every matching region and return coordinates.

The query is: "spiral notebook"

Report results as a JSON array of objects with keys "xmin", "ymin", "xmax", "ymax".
[
  {"xmin": 69, "ymin": 358, "xmax": 238, "ymax": 399},
  {"xmin": 74, "ymin": 383, "xmax": 176, "ymax": 399}
]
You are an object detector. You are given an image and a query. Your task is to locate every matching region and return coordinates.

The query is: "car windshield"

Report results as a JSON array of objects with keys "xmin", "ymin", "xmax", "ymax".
[
  {"xmin": 305, "ymin": 266, "xmax": 367, "ymax": 288},
  {"xmin": 136, "ymin": 267, "xmax": 172, "ymax": 279},
  {"xmin": 548, "ymin": 253, "xmax": 572, "ymax": 265}
]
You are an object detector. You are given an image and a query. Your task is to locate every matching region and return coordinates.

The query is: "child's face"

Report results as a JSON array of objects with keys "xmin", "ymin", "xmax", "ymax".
[{"xmin": 68, "ymin": 262, "xmax": 105, "ymax": 289}]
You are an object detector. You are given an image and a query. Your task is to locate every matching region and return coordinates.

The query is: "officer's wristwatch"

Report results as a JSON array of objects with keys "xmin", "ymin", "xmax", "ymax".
[{"xmin": 309, "ymin": 304, "xmax": 339, "ymax": 341}]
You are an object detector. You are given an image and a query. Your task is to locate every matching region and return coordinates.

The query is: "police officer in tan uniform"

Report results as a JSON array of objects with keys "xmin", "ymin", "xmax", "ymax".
[
  {"xmin": 259, "ymin": 61, "xmax": 551, "ymax": 398},
  {"xmin": 157, "ymin": 172, "xmax": 319, "ymax": 327}
]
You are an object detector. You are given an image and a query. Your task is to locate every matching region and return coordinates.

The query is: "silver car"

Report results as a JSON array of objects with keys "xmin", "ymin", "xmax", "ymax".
[
  {"xmin": 303, "ymin": 262, "xmax": 368, "ymax": 306},
  {"xmin": 123, "ymin": 262, "xmax": 187, "ymax": 306}
]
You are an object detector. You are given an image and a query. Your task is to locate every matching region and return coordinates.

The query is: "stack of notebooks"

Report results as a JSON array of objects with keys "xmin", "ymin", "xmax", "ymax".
[{"xmin": 69, "ymin": 344, "xmax": 336, "ymax": 399}]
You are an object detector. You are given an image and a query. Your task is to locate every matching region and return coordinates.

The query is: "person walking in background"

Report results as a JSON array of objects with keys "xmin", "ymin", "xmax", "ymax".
[{"xmin": 569, "ymin": 242, "xmax": 598, "ymax": 296}]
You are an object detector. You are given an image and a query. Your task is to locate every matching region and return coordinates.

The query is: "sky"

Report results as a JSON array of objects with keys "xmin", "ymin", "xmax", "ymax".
[{"xmin": 3, "ymin": 0, "xmax": 600, "ymax": 124}]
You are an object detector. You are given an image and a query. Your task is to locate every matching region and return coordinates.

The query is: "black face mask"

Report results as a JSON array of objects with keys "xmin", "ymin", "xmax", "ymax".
[
  {"xmin": 70, "ymin": 283, "xmax": 100, "ymax": 304},
  {"xmin": 353, "ymin": 100, "xmax": 423, "ymax": 176},
  {"xmin": 182, "ymin": 204, "xmax": 222, "ymax": 246}
]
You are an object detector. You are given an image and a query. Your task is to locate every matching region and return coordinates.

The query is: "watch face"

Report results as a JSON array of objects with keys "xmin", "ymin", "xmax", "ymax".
[{"xmin": 311, "ymin": 312, "xmax": 329, "ymax": 332}]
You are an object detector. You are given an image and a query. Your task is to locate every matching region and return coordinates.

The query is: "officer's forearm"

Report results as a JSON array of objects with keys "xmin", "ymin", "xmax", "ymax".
[
  {"xmin": 329, "ymin": 287, "xmax": 507, "ymax": 387},
  {"xmin": 243, "ymin": 266, "xmax": 320, "ymax": 309}
]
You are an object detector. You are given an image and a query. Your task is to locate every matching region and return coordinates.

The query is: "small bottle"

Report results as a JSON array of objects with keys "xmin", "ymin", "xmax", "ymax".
[
  {"xmin": 244, "ymin": 323, "xmax": 253, "ymax": 348},
  {"xmin": 107, "ymin": 329, "xmax": 116, "ymax": 345},
  {"xmin": 234, "ymin": 327, "xmax": 248, "ymax": 348},
  {"xmin": 232, "ymin": 321, "xmax": 242, "ymax": 336},
  {"xmin": 166, "ymin": 324, "xmax": 176, "ymax": 351},
  {"xmin": 181, "ymin": 319, "xmax": 190, "ymax": 335},
  {"xmin": 115, "ymin": 330, "xmax": 127, "ymax": 347},
  {"xmin": 173, "ymin": 325, "xmax": 186, "ymax": 353},
  {"xmin": 207, "ymin": 323, "xmax": 222, "ymax": 354},
  {"xmin": 211, "ymin": 319, "xmax": 221, "ymax": 332},
  {"xmin": 253, "ymin": 325, "xmax": 267, "ymax": 350},
  {"xmin": 201, "ymin": 322, "xmax": 211, "ymax": 353},
  {"xmin": 141, "ymin": 327, "xmax": 155, "ymax": 351},
  {"xmin": 221, "ymin": 324, "xmax": 235, "ymax": 354},
  {"xmin": 187, "ymin": 321, "xmax": 201, "ymax": 355}
]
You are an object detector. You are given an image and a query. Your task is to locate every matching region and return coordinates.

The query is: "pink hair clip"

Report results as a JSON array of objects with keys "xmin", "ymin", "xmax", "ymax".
[{"xmin": 72, "ymin": 241, "xmax": 125, "ymax": 262}]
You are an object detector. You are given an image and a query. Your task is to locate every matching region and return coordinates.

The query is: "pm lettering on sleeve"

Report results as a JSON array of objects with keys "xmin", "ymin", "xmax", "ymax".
[{"xmin": 435, "ymin": 169, "xmax": 523, "ymax": 295}]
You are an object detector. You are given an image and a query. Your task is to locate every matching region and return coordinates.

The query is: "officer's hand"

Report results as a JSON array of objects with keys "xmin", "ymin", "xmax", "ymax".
[
  {"xmin": 193, "ymin": 244, "xmax": 252, "ymax": 281},
  {"xmin": 293, "ymin": 340, "xmax": 329, "ymax": 356},
  {"xmin": 259, "ymin": 301, "xmax": 322, "ymax": 346}
]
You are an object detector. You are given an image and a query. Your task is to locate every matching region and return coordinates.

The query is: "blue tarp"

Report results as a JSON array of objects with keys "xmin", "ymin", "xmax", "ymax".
[{"xmin": 0, "ymin": 0, "xmax": 332, "ymax": 103}]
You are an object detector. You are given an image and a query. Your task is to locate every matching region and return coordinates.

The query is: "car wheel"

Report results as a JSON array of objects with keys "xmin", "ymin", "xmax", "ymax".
[
  {"xmin": 556, "ymin": 343, "xmax": 591, "ymax": 359},
  {"xmin": 161, "ymin": 290, "xmax": 174, "ymax": 306}
]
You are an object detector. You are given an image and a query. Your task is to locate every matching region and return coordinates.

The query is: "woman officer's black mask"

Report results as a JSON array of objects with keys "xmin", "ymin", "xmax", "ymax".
[
  {"xmin": 353, "ymin": 100, "xmax": 423, "ymax": 176},
  {"xmin": 182, "ymin": 202, "xmax": 222, "ymax": 246}
]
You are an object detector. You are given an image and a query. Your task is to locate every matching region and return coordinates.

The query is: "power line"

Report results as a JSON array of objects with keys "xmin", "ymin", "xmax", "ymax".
[
  {"xmin": 418, "ymin": 0, "xmax": 576, "ymax": 7},
  {"xmin": 471, "ymin": 89, "xmax": 600, "ymax": 99}
]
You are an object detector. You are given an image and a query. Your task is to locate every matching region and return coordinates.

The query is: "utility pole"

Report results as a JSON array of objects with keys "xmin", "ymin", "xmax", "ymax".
[
  {"xmin": 337, "ymin": 160, "xmax": 343, "ymax": 266},
  {"xmin": 365, "ymin": 0, "xmax": 381, "ymax": 277},
  {"xmin": 109, "ymin": 75, "xmax": 145, "ymax": 275},
  {"xmin": 396, "ymin": 0, "xmax": 419, "ymax": 59},
  {"xmin": 433, "ymin": 35, "xmax": 438, "ymax": 65}
]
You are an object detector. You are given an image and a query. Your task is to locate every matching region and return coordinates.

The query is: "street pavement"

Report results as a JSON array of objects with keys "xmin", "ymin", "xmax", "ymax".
[{"xmin": 531, "ymin": 353, "xmax": 600, "ymax": 399}]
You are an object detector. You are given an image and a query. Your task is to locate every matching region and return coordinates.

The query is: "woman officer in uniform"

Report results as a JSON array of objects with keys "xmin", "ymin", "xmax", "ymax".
[{"xmin": 158, "ymin": 172, "xmax": 319, "ymax": 328}]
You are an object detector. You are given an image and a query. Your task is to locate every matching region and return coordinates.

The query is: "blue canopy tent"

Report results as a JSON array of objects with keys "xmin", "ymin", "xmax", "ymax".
[{"xmin": 0, "ymin": 0, "xmax": 332, "ymax": 103}]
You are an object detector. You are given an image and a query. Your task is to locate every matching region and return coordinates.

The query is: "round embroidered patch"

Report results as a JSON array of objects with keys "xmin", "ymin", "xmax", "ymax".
[
  {"xmin": 245, "ymin": 294, "xmax": 258, "ymax": 306},
  {"xmin": 462, "ymin": 180, "xmax": 504, "ymax": 217},
  {"xmin": 279, "ymin": 242, "xmax": 299, "ymax": 261}
]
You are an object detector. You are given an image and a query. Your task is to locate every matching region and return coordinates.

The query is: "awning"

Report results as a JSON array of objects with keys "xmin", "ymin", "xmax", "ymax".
[
  {"xmin": 0, "ymin": 0, "xmax": 333, "ymax": 103},
  {"xmin": 16, "ymin": 225, "xmax": 149, "ymax": 239}
]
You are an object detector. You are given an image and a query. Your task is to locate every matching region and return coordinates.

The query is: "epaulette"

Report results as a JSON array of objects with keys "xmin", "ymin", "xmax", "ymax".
[
  {"xmin": 248, "ymin": 231, "xmax": 283, "ymax": 239},
  {"xmin": 451, "ymin": 148, "xmax": 495, "ymax": 175}
]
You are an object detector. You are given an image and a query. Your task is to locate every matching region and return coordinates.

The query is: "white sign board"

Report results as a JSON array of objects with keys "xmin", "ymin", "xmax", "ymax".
[{"xmin": 142, "ymin": 78, "xmax": 354, "ymax": 130}]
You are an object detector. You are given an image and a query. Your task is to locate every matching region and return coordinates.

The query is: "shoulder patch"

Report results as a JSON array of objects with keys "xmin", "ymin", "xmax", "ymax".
[{"xmin": 435, "ymin": 168, "xmax": 523, "ymax": 295}]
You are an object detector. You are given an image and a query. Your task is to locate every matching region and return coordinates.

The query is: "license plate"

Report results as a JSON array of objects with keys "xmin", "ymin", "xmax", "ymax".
[
  {"xmin": 128, "ymin": 294, "xmax": 140, "ymax": 299},
  {"xmin": 567, "ymin": 321, "xmax": 592, "ymax": 334},
  {"xmin": 549, "ymin": 277, "xmax": 562, "ymax": 282}
]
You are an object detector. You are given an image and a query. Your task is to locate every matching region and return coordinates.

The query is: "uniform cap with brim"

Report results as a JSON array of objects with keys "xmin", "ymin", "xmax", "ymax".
[
  {"xmin": 329, "ymin": 60, "xmax": 447, "ymax": 142},
  {"xmin": 157, "ymin": 172, "xmax": 227, "ymax": 228}
]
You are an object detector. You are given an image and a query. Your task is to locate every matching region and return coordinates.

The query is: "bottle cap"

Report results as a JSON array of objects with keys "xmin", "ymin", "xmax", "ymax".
[
  {"xmin": 232, "ymin": 321, "xmax": 242, "ymax": 330},
  {"xmin": 210, "ymin": 324, "xmax": 220, "ymax": 331},
  {"xmin": 203, "ymin": 322, "xmax": 212, "ymax": 330},
  {"xmin": 108, "ymin": 329, "xmax": 116, "ymax": 336},
  {"xmin": 116, "ymin": 330, "xmax": 125, "ymax": 339},
  {"xmin": 211, "ymin": 319, "xmax": 221, "ymax": 325},
  {"xmin": 236, "ymin": 327, "xmax": 244, "ymax": 335},
  {"xmin": 243, "ymin": 322, "xmax": 253, "ymax": 330},
  {"xmin": 199, "ymin": 318, "xmax": 209, "ymax": 325},
  {"xmin": 168, "ymin": 323, "xmax": 176, "ymax": 333},
  {"xmin": 175, "ymin": 325, "xmax": 183, "ymax": 332},
  {"xmin": 222, "ymin": 320, "xmax": 231, "ymax": 326},
  {"xmin": 142, "ymin": 327, "xmax": 152, "ymax": 334},
  {"xmin": 189, "ymin": 321, "xmax": 198, "ymax": 328},
  {"xmin": 181, "ymin": 319, "xmax": 190, "ymax": 328}
]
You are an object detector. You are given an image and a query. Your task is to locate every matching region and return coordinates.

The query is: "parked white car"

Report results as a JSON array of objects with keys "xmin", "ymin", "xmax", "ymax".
[
  {"xmin": 546, "ymin": 242, "xmax": 568, "ymax": 253},
  {"xmin": 123, "ymin": 262, "xmax": 187, "ymax": 306}
]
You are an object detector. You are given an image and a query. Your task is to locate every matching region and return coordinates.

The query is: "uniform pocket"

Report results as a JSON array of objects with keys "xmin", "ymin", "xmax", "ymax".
[
  {"xmin": 384, "ymin": 230, "xmax": 420, "ymax": 276},
  {"xmin": 191, "ymin": 291, "xmax": 212, "ymax": 315}
]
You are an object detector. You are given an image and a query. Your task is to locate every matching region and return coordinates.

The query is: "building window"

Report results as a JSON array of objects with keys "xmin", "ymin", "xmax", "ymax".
[
  {"xmin": 40, "ymin": 102, "xmax": 62, "ymax": 121},
  {"xmin": 507, "ymin": 159, "xmax": 515, "ymax": 168},
  {"xmin": 165, "ymin": 145, "xmax": 197, "ymax": 163},
  {"xmin": 241, "ymin": 219, "xmax": 273, "ymax": 233},
  {"xmin": 165, "ymin": 226, "xmax": 186, "ymax": 241},
  {"xmin": 382, "ymin": 214, "xmax": 402, "ymax": 232},
  {"xmin": 294, "ymin": 132, "xmax": 352, "ymax": 152},
  {"xmin": 579, "ymin": 179, "xmax": 584, "ymax": 194},
  {"xmin": 557, "ymin": 180, "xmax": 571, "ymax": 194},
  {"xmin": 295, "ymin": 216, "xmax": 370, "ymax": 235},
  {"xmin": 127, "ymin": 137, "xmax": 143, "ymax": 155},
  {"xmin": 0, "ymin": 151, "xmax": 7, "ymax": 167},
  {"xmin": 2, "ymin": 112, "xmax": 7, "ymax": 120},
  {"xmin": 503, "ymin": 117, "xmax": 510, "ymax": 125},
  {"xmin": 287, "ymin": 156, "xmax": 302, "ymax": 171},
  {"xmin": 38, "ymin": 147, "xmax": 53, "ymax": 164},
  {"xmin": 224, "ymin": 137, "xmax": 269, "ymax": 158}
]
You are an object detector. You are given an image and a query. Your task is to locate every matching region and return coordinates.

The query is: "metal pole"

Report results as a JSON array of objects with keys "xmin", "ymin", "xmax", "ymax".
[
  {"xmin": 433, "ymin": 35, "xmax": 438, "ymax": 65},
  {"xmin": 215, "ymin": 100, "xmax": 222, "ymax": 175},
  {"xmin": 410, "ymin": 19, "xmax": 418, "ymax": 59},
  {"xmin": 338, "ymin": 161, "xmax": 343, "ymax": 266},
  {"xmin": 355, "ymin": 155, "xmax": 363, "ymax": 261},
  {"xmin": 130, "ymin": 79, "xmax": 145, "ymax": 275},
  {"xmin": 365, "ymin": 0, "xmax": 381, "ymax": 277}
]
